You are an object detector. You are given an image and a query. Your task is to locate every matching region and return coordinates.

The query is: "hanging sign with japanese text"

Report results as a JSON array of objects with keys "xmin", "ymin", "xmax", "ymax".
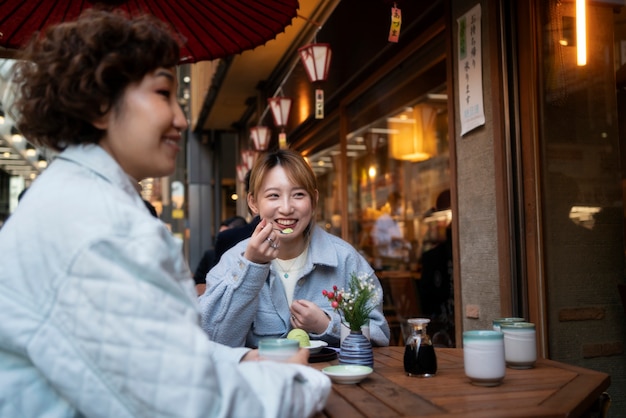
[
  {"xmin": 457, "ymin": 4, "xmax": 485, "ymax": 135},
  {"xmin": 388, "ymin": 6, "xmax": 401, "ymax": 43}
]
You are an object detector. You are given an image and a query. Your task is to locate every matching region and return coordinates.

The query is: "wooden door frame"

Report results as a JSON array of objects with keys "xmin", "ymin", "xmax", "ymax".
[{"xmin": 513, "ymin": 0, "xmax": 549, "ymax": 357}]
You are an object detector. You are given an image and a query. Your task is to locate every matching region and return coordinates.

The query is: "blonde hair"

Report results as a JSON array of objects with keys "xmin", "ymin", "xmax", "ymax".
[{"xmin": 248, "ymin": 149, "xmax": 318, "ymax": 233}]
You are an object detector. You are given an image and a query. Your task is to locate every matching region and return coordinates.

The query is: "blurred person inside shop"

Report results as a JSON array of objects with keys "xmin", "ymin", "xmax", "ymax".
[
  {"xmin": 198, "ymin": 149, "xmax": 390, "ymax": 348},
  {"xmin": 0, "ymin": 9, "xmax": 329, "ymax": 418},
  {"xmin": 370, "ymin": 191, "xmax": 410, "ymax": 269}
]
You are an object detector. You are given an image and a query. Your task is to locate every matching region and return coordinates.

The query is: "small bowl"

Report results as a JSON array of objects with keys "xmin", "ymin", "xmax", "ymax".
[
  {"xmin": 305, "ymin": 340, "xmax": 328, "ymax": 354},
  {"xmin": 258, "ymin": 338, "xmax": 299, "ymax": 361},
  {"xmin": 322, "ymin": 365, "xmax": 373, "ymax": 384}
]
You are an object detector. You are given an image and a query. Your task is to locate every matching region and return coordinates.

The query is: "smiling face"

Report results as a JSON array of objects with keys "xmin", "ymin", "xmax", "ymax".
[
  {"xmin": 249, "ymin": 164, "xmax": 318, "ymax": 256},
  {"xmin": 96, "ymin": 68, "xmax": 188, "ymax": 181}
]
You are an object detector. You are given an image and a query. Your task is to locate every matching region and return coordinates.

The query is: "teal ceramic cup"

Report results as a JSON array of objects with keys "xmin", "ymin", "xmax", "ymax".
[
  {"xmin": 258, "ymin": 338, "xmax": 299, "ymax": 361},
  {"xmin": 463, "ymin": 330, "xmax": 506, "ymax": 386},
  {"xmin": 492, "ymin": 317, "xmax": 525, "ymax": 332},
  {"xmin": 500, "ymin": 322, "xmax": 537, "ymax": 369}
]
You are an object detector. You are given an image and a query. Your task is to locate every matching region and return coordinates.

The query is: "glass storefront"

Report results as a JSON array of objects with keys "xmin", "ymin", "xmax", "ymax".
[{"xmin": 520, "ymin": 0, "xmax": 626, "ymax": 410}]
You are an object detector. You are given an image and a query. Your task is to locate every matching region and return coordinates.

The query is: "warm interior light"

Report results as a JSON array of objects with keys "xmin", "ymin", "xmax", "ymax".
[
  {"xmin": 388, "ymin": 104, "xmax": 437, "ymax": 162},
  {"xmin": 368, "ymin": 165, "xmax": 377, "ymax": 179},
  {"xmin": 576, "ymin": 0, "xmax": 586, "ymax": 66}
]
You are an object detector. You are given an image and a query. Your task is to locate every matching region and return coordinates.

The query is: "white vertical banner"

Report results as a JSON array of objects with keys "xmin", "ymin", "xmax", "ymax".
[{"xmin": 457, "ymin": 4, "xmax": 485, "ymax": 135}]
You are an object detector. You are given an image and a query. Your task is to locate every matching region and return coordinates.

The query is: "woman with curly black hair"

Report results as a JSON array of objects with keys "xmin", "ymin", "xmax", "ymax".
[{"xmin": 0, "ymin": 9, "xmax": 329, "ymax": 418}]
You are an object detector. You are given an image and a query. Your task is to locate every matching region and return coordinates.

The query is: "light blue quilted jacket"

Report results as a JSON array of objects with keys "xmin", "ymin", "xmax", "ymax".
[{"xmin": 0, "ymin": 144, "xmax": 330, "ymax": 418}]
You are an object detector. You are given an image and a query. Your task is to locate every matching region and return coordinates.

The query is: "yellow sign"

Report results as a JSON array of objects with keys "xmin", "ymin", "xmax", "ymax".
[{"xmin": 172, "ymin": 209, "xmax": 184, "ymax": 219}]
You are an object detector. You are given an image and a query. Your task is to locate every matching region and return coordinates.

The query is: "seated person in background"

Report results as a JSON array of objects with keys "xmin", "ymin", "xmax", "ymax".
[
  {"xmin": 213, "ymin": 171, "xmax": 261, "ymax": 266},
  {"xmin": 194, "ymin": 215, "xmax": 247, "ymax": 294},
  {"xmin": 199, "ymin": 149, "xmax": 390, "ymax": 348},
  {"xmin": 214, "ymin": 214, "xmax": 260, "ymax": 264},
  {"xmin": 0, "ymin": 10, "xmax": 329, "ymax": 418}
]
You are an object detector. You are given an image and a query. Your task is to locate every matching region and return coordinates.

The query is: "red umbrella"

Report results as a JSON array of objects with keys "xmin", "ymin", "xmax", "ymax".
[{"xmin": 0, "ymin": 0, "xmax": 299, "ymax": 63}]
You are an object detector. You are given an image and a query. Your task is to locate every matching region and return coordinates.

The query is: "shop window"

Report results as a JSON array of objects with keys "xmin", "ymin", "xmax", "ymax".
[
  {"xmin": 309, "ymin": 87, "xmax": 450, "ymax": 268},
  {"xmin": 307, "ymin": 86, "xmax": 452, "ymax": 345}
]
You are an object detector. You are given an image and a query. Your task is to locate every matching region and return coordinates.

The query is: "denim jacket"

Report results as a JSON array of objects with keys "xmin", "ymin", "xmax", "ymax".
[{"xmin": 199, "ymin": 225, "xmax": 390, "ymax": 348}]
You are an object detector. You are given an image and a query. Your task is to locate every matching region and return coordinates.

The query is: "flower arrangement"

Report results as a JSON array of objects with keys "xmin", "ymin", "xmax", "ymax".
[{"xmin": 322, "ymin": 272, "xmax": 380, "ymax": 332}]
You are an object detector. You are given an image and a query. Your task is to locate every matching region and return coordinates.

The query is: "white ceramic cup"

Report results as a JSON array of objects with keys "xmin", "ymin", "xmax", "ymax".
[
  {"xmin": 463, "ymin": 330, "xmax": 506, "ymax": 386},
  {"xmin": 500, "ymin": 322, "xmax": 537, "ymax": 369},
  {"xmin": 258, "ymin": 338, "xmax": 299, "ymax": 362}
]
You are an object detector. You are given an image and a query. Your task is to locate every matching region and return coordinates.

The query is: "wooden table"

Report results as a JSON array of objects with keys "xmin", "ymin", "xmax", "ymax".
[{"xmin": 312, "ymin": 346, "xmax": 610, "ymax": 417}]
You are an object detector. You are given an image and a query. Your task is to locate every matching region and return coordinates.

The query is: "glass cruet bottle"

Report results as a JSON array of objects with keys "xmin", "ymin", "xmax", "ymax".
[{"xmin": 403, "ymin": 318, "xmax": 437, "ymax": 377}]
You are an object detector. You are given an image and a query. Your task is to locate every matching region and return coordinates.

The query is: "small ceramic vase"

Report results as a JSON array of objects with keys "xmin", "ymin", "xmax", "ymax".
[{"xmin": 339, "ymin": 330, "xmax": 374, "ymax": 368}]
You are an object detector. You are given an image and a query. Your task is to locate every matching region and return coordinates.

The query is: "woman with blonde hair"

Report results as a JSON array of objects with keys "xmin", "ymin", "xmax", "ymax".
[{"xmin": 200, "ymin": 149, "xmax": 390, "ymax": 348}]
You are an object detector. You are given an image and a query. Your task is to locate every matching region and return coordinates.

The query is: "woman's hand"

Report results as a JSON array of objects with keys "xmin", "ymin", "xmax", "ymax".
[
  {"xmin": 241, "ymin": 349, "xmax": 261, "ymax": 362},
  {"xmin": 290, "ymin": 299, "xmax": 331, "ymax": 334},
  {"xmin": 244, "ymin": 218, "xmax": 280, "ymax": 264},
  {"xmin": 241, "ymin": 348, "xmax": 310, "ymax": 365}
]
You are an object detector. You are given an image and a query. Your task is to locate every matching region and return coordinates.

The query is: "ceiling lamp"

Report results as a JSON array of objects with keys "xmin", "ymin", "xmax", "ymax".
[
  {"xmin": 298, "ymin": 43, "xmax": 331, "ymax": 119},
  {"xmin": 25, "ymin": 143, "xmax": 37, "ymax": 157},
  {"xmin": 0, "ymin": 107, "xmax": 5, "ymax": 125},
  {"xmin": 268, "ymin": 96, "xmax": 292, "ymax": 149},
  {"xmin": 250, "ymin": 126, "xmax": 271, "ymax": 151},
  {"xmin": 37, "ymin": 155, "xmax": 48, "ymax": 169},
  {"xmin": 11, "ymin": 126, "xmax": 24, "ymax": 144}
]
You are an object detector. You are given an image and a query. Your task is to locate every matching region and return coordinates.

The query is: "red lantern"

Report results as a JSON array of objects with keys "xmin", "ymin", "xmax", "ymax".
[
  {"xmin": 298, "ymin": 43, "xmax": 331, "ymax": 119},
  {"xmin": 267, "ymin": 96, "xmax": 292, "ymax": 127},
  {"xmin": 250, "ymin": 126, "xmax": 271, "ymax": 151},
  {"xmin": 298, "ymin": 43, "xmax": 331, "ymax": 83},
  {"xmin": 268, "ymin": 96, "xmax": 292, "ymax": 149},
  {"xmin": 236, "ymin": 164, "xmax": 248, "ymax": 183},
  {"xmin": 241, "ymin": 149, "xmax": 257, "ymax": 171}
]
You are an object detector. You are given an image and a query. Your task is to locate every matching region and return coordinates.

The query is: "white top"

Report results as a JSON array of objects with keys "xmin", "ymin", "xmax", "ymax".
[{"xmin": 273, "ymin": 248, "xmax": 308, "ymax": 305}]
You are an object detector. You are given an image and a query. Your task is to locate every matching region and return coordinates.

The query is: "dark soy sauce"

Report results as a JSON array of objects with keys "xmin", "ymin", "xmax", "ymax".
[{"xmin": 404, "ymin": 343, "xmax": 437, "ymax": 377}]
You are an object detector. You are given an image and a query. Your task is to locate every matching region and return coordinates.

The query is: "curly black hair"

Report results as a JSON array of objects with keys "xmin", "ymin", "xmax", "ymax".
[{"xmin": 12, "ymin": 9, "xmax": 180, "ymax": 151}]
